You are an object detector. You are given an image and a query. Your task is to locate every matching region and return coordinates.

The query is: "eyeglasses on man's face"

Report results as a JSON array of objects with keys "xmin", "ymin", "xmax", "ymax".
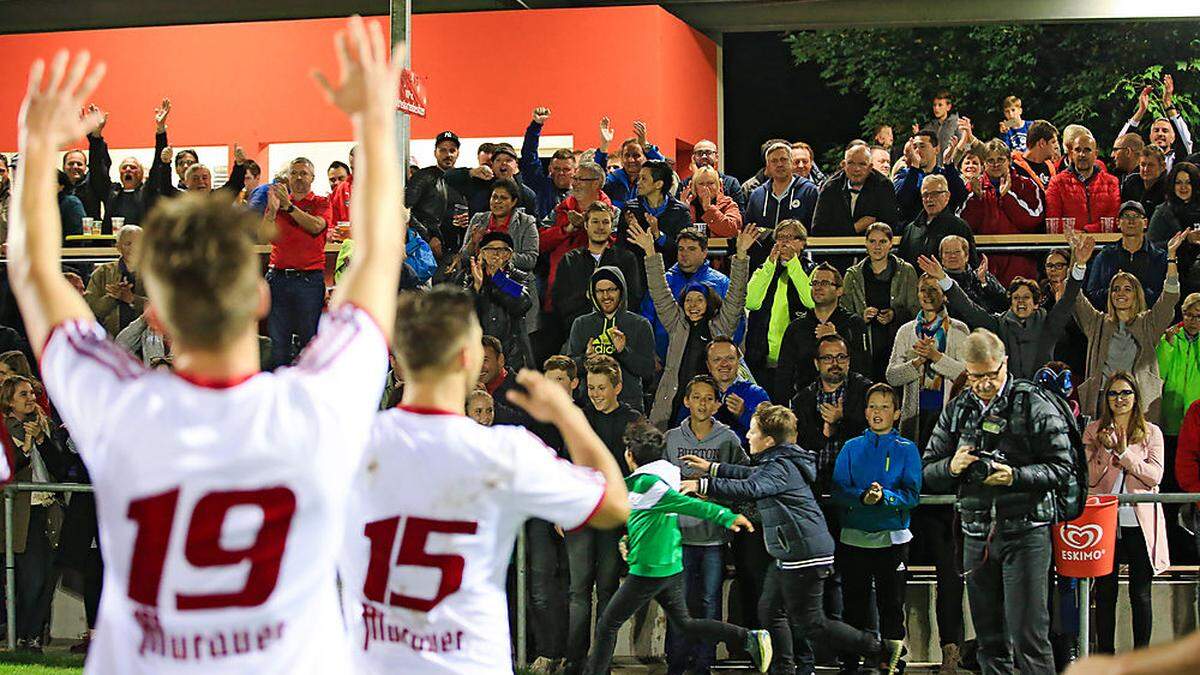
[{"xmin": 817, "ymin": 354, "xmax": 850, "ymax": 364}]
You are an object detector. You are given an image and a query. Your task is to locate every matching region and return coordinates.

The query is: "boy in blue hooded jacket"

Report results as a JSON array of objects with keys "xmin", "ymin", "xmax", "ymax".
[{"xmin": 831, "ymin": 383, "xmax": 921, "ymax": 671}]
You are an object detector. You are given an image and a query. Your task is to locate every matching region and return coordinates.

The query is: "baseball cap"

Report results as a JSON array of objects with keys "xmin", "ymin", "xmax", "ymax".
[
  {"xmin": 435, "ymin": 131, "xmax": 461, "ymax": 149},
  {"xmin": 1118, "ymin": 200, "xmax": 1146, "ymax": 218},
  {"xmin": 479, "ymin": 231, "xmax": 514, "ymax": 250},
  {"xmin": 491, "ymin": 143, "xmax": 519, "ymax": 162}
]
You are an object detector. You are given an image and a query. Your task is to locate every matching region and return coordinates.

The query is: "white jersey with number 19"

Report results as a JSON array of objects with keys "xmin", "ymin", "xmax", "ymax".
[
  {"xmin": 339, "ymin": 407, "xmax": 606, "ymax": 674},
  {"xmin": 40, "ymin": 305, "xmax": 388, "ymax": 674}
]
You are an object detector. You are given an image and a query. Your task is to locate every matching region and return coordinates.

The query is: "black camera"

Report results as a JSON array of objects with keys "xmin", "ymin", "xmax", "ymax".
[{"xmin": 961, "ymin": 414, "xmax": 1008, "ymax": 485}]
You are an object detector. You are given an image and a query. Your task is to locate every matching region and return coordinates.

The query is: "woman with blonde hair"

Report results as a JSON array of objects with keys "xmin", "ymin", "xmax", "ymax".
[
  {"xmin": 0, "ymin": 375, "xmax": 65, "ymax": 651},
  {"xmin": 1073, "ymin": 230, "xmax": 1185, "ymax": 420},
  {"xmin": 1085, "ymin": 372, "xmax": 1169, "ymax": 653},
  {"xmin": 680, "ymin": 165, "xmax": 743, "ymax": 237}
]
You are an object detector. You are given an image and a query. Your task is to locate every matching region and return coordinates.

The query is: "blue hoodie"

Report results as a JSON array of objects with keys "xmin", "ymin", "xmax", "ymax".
[
  {"xmin": 745, "ymin": 175, "xmax": 819, "ymax": 232},
  {"xmin": 830, "ymin": 428, "xmax": 922, "ymax": 534},
  {"xmin": 595, "ymin": 145, "xmax": 666, "ymax": 205}
]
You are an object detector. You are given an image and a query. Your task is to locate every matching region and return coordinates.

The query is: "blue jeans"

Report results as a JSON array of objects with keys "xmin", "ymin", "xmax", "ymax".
[
  {"xmin": 266, "ymin": 269, "xmax": 325, "ymax": 367},
  {"xmin": 666, "ymin": 545, "xmax": 725, "ymax": 673}
]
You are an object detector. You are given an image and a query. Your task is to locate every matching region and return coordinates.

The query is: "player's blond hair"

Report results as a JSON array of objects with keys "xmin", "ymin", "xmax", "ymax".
[
  {"xmin": 752, "ymin": 404, "xmax": 797, "ymax": 445},
  {"xmin": 392, "ymin": 287, "xmax": 479, "ymax": 376},
  {"xmin": 136, "ymin": 193, "xmax": 261, "ymax": 350}
]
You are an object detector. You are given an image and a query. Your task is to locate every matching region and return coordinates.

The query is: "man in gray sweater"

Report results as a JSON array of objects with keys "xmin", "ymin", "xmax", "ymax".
[{"xmin": 664, "ymin": 375, "xmax": 748, "ymax": 673}]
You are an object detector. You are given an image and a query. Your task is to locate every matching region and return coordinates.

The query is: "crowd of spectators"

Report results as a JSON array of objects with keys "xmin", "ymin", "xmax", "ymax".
[{"xmin": 6, "ymin": 73, "xmax": 1200, "ymax": 672}]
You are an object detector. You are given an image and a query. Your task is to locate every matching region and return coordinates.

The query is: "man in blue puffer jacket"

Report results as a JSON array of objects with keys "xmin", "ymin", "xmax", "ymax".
[
  {"xmin": 831, "ymin": 383, "xmax": 921, "ymax": 673},
  {"xmin": 682, "ymin": 404, "xmax": 905, "ymax": 675}
]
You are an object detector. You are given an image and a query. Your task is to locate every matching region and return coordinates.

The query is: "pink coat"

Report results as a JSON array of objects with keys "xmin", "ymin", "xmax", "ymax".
[{"xmin": 1084, "ymin": 420, "xmax": 1171, "ymax": 574}]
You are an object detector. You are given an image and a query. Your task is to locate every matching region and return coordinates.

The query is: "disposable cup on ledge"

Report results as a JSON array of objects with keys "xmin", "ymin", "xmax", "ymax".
[
  {"xmin": 81, "ymin": 217, "xmax": 94, "ymax": 236},
  {"xmin": 111, "ymin": 216, "xmax": 125, "ymax": 236},
  {"xmin": 1062, "ymin": 217, "xmax": 1076, "ymax": 232},
  {"xmin": 1046, "ymin": 217, "xmax": 1062, "ymax": 234},
  {"xmin": 1100, "ymin": 216, "xmax": 1116, "ymax": 233}
]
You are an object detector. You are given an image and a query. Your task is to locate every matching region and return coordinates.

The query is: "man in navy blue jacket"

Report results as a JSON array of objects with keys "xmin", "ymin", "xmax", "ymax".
[
  {"xmin": 682, "ymin": 404, "xmax": 905, "ymax": 675},
  {"xmin": 520, "ymin": 107, "xmax": 576, "ymax": 220},
  {"xmin": 595, "ymin": 119, "xmax": 666, "ymax": 205},
  {"xmin": 894, "ymin": 130, "xmax": 967, "ymax": 224},
  {"xmin": 746, "ymin": 141, "xmax": 819, "ymax": 238}
]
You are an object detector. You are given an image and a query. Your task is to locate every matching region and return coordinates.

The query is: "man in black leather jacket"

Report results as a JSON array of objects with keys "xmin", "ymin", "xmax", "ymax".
[{"xmin": 923, "ymin": 328, "xmax": 1074, "ymax": 675}]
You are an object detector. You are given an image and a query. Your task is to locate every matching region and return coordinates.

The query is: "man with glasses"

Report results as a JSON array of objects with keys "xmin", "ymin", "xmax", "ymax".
[
  {"xmin": 679, "ymin": 139, "xmax": 746, "ymax": 212},
  {"xmin": 923, "ymin": 328, "xmax": 1076, "ymax": 675},
  {"xmin": 896, "ymin": 174, "xmax": 976, "ymax": 268},
  {"xmin": 1046, "ymin": 129, "xmax": 1121, "ymax": 232},
  {"xmin": 960, "ymin": 139, "xmax": 1045, "ymax": 283},
  {"xmin": 460, "ymin": 231, "xmax": 534, "ymax": 370},
  {"xmin": 775, "ymin": 263, "xmax": 868, "ymax": 405},
  {"xmin": 812, "ymin": 143, "xmax": 900, "ymax": 237},
  {"xmin": 1085, "ymin": 200, "xmax": 1168, "ymax": 306}
]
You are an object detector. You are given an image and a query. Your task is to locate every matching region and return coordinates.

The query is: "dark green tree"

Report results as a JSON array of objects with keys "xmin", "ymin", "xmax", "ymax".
[{"xmin": 786, "ymin": 23, "xmax": 1200, "ymax": 165}]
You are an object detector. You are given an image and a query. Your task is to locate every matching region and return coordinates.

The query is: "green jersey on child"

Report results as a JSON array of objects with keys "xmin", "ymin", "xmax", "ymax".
[{"xmin": 625, "ymin": 460, "xmax": 738, "ymax": 577}]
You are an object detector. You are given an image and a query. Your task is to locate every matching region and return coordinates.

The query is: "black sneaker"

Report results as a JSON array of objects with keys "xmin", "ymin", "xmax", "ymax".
[
  {"xmin": 879, "ymin": 639, "xmax": 905, "ymax": 674},
  {"xmin": 744, "ymin": 629, "xmax": 773, "ymax": 672}
]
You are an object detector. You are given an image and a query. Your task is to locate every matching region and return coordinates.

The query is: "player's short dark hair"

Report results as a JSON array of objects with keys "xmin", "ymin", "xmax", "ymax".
[
  {"xmin": 481, "ymin": 335, "xmax": 504, "ymax": 357},
  {"xmin": 245, "ymin": 159, "xmax": 261, "ymax": 178},
  {"xmin": 1007, "ymin": 277, "xmax": 1042, "ymax": 304},
  {"xmin": 623, "ymin": 417, "xmax": 665, "ymax": 467},
  {"xmin": 477, "ymin": 142, "xmax": 498, "ymax": 156},
  {"xmin": 865, "ymin": 382, "xmax": 900, "ymax": 409},
  {"xmin": 543, "ymin": 355, "xmax": 577, "ymax": 379},
  {"xmin": 551, "ymin": 148, "xmax": 576, "ymax": 162},
  {"xmin": 491, "ymin": 177, "xmax": 521, "ymax": 201},
  {"xmin": 584, "ymin": 201, "xmax": 613, "ymax": 221},
  {"xmin": 641, "ymin": 160, "xmax": 674, "ymax": 195},
  {"xmin": 676, "ymin": 227, "xmax": 709, "ymax": 250},
  {"xmin": 685, "ymin": 374, "xmax": 719, "ymax": 398},
  {"xmin": 393, "ymin": 287, "xmax": 478, "ymax": 376},
  {"xmin": 933, "ymin": 89, "xmax": 953, "ymax": 103},
  {"xmin": 328, "ymin": 160, "xmax": 350, "ymax": 175},
  {"xmin": 1028, "ymin": 120, "xmax": 1058, "ymax": 147},
  {"xmin": 816, "ymin": 334, "xmax": 849, "ymax": 357},
  {"xmin": 585, "ymin": 355, "xmax": 622, "ymax": 386}
]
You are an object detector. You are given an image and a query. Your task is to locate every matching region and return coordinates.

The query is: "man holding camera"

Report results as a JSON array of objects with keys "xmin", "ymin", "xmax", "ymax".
[{"xmin": 923, "ymin": 328, "xmax": 1075, "ymax": 675}]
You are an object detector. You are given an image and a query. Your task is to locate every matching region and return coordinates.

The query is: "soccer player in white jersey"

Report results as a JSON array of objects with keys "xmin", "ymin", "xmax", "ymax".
[
  {"xmin": 8, "ymin": 18, "xmax": 406, "ymax": 674},
  {"xmin": 339, "ymin": 287, "xmax": 631, "ymax": 674}
]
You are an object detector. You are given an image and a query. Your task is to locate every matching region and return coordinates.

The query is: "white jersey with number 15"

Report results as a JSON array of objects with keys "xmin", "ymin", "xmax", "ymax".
[{"xmin": 339, "ymin": 407, "xmax": 605, "ymax": 674}]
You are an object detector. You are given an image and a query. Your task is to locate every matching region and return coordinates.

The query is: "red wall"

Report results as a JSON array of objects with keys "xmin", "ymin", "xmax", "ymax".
[{"xmin": 0, "ymin": 7, "xmax": 718, "ymax": 165}]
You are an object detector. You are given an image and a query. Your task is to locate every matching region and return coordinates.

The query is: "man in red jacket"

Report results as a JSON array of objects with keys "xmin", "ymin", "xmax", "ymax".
[
  {"xmin": 1045, "ymin": 131, "xmax": 1120, "ymax": 232},
  {"xmin": 960, "ymin": 139, "xmax": 1044, "ymax": 283}
]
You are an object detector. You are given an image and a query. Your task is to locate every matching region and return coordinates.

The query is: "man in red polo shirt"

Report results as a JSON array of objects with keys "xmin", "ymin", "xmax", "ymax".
[{"xmin": 264, "ymin": 156, "xmax": 333, "ymax": 366}]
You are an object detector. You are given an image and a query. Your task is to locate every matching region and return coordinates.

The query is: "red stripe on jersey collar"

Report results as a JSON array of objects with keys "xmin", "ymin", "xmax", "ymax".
[
  {"xmin": 174, "ymin": 369, "xmax": 260, "ymax": 389},
  {"xmin": 396, "ymin": 404, "xmax": 461, "ymax": 416}
]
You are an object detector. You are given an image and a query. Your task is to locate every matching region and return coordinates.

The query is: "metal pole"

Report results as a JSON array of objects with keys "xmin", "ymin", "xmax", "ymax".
[
  {"xmin": 390, "ymin": 0, "xmax": 411, "ymax": 175},
  {"xmin": 5, "ymin": 487, "xmax": 15, "ymax": 650},
  {"xmin": 1077, "ymin": 577, "xmax": 1090, "ymax": 658},
  {"xmin": 515, "ymin": 526, "xmax": 528, "ymax": 668}
]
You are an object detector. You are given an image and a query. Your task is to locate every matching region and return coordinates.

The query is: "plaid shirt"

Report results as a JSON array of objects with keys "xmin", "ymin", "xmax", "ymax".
[{"xmin": 814, "ymin": 384, "xmax": 846, "ymax": 489}]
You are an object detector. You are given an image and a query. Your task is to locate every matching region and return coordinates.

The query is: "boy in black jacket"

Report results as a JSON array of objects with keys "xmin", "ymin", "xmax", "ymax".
[
  {"xmin": 563, "ymin": 355, "xmax": 643, "ymax": 673},
  {"xmin": 682, "ymin": 404, "xmax": 904, "ymax": 675}
]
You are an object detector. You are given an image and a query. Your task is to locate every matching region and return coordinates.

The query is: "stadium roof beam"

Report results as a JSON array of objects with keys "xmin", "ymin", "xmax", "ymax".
[{"xmin": 1, "ymin": 0, "xmax": 1198, "ymax": 35}]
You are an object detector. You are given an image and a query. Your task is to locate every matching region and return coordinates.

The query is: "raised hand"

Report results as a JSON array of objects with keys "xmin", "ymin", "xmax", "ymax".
[
  {"xmin": 1136, "ymin": 85, "xmax": 1152, "ymax": 120},
  {"xmin": 18, "ymin": 51, "xmax": 107, "ymax": 151},
  {"xmin": 998, "ymin": 171, "xmax": 1011, "ymax": 198},
  {"xmin": 154, "ymin": 97, "xmax": 171, "ymax": 131},
  {"xmin": 976, "ymin": 254, "xmax": 990, "ymax": 284},
  {"xmin": 1164, "ymin": 74, "xmax": 1176, "ymax": 110},
  {"xmin": 86, "ymin": 103, "xmax": 108, "ymax": 137},
  {"xmin": 505, "ymin": 369, "xmax": 578, "ymax": 423},
  {"xmin": 608, "ymin": 327, "xmax": 626, "ymax": 352},
  {"xmin": 1072, "ymin": 232, "xmax": 1096, "ymax": 265},
  {"xmin": 599, "ymin": 116, "xmax": 614, "ymax": 148},
  {"xmin": 644, "ymin": 212, "xmax": 660, "ymax": 236},
  {"xmin": 233, "ymin": 144, "xmax": 247, "ymax": 166},
  {"xmin": 735, "ymin": 224, "xmax": 759, "ymax": 258},
  {"xmin": 470, "ymin": 255, "xmax": 485, "ymax": 291},
  {"xmin": 312, "ymin": 15, "xmax": 406, "ymax": 122},
  {"xmin": 160, "ymin": 146, "xmax": 173, "ymax": 165},
  {"xmin": 633, "ymin": 120, "xmax": 647, "ymax": 146},
  {"xmin": 626, "ymin": 220, "xmax": 657, "ymax": 256},
  {"xmin": 532, "ymin": 106, "xmax": 551, "ymax": 125},
  {"xmin": 1169, "ymin": 229, "xmax": 1188, "ymax": 258},
  {"xmin": 916, "ymin": 254, "xmax": 946, "ymax": 280}
]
